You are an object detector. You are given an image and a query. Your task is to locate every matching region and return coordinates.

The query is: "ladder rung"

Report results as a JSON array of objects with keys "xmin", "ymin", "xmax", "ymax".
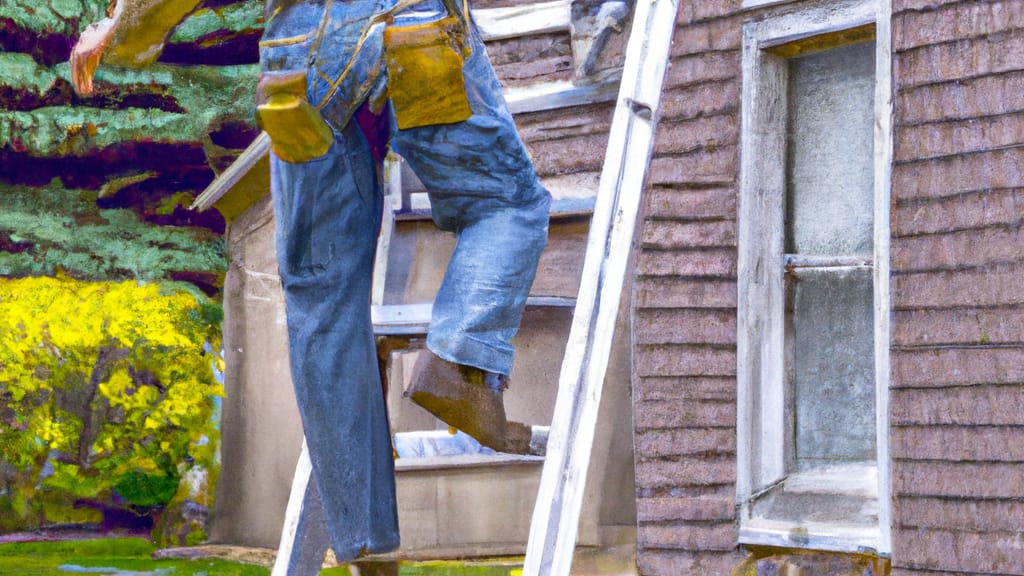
[{"xmin": 371, "ymin": 297, "xmax": 577, "ymax": 336}]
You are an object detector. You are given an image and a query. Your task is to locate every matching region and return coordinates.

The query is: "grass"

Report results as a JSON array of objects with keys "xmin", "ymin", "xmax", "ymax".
[
  {"xmin": 323, "ymin": 561, "xmax": 520, "ymax": 576},
  {"xmin": 0, "ymin": 539, "xmax": 522, "ymax": 576},
  {"xmin": 0, "ymin": 538, "xmax": 267, "ymax": 576}
]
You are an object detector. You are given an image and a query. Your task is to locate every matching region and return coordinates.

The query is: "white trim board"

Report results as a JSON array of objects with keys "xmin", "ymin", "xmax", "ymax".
[
  {"xmin": 740, "ymin": 522, "xmax": 881, "ymax": 555},
  {"xmin": 505, "ymin": 78, "xmax": 620, "ymax": 115},
  {"xmin": 371, "ymin": 298, "xmax": 576, "ymax": 335},
  {"xmin": 474, "ymin": 0, "xmax": 570, "ymax": 41},
  {"xmin": 871, "ymin": 0, "xmax": 894, "ymax": 555},
  {"xmin": 735, "ymin": 0, "xmax": 892, "ymax": 557}
]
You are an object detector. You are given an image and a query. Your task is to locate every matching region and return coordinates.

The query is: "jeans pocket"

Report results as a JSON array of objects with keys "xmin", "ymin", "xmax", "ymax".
[
  {"xmin": 259, "ymin": 33, "xmax": 315, "ymax": 75},
  {"xmin": 311, "ymin": 17, "xmax": 387, "ymax": 133}
]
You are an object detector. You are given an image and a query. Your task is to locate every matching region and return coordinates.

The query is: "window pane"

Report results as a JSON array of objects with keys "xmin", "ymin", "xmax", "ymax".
[
  {"xmin": 789, "ymin": 267, "xmax": 876, "ymax": 468},
  {"xmin": 785, "ymin": 41, "xmax": 875, "ymax": 257}
]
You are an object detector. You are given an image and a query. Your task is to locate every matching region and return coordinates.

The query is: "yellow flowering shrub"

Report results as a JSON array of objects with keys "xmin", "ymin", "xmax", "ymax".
[{"xmin": 0, "ymin": 275, "xmax": 222, "ymax": 537}]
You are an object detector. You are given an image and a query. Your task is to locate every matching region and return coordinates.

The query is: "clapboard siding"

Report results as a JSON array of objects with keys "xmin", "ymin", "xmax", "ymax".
[
  {"xmin": 890, "ymin": 1, "xmax": 1024, "ymax": 574},
  {"xmin": 631, "ymin": 1, "xmax": 745, "ymax": 574},
  {"xmin": 635, "ymin": 1, "xmax": 1024, "ymax": 574}
]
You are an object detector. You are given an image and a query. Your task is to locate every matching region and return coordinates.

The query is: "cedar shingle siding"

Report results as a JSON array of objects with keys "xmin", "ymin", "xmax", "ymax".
[
  {"xmin": 890, "ymin": 0, "xmax": 1024, "ymax": 574},
  {"xmin": 633, "ymin": 0, "xmax": 1024, "ymax": 573},
  {"xmin": 632, "ymin": 1, "xmax": 745, "ymax": 573}
]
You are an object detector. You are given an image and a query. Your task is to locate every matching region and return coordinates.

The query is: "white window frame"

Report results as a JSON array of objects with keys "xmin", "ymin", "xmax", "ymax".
[
  {"xmin": 741, "ymin": 0, "xmax": 794, "ymax": 9},
  {"xmin": 735, "ymin": 0, "xmax": 892, "ymax": 555}
]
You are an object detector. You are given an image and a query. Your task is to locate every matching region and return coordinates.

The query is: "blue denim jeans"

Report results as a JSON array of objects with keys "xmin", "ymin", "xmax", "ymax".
[{"xmin": 262, "ymin": 0, "xmax": 550, "ymax": 567}]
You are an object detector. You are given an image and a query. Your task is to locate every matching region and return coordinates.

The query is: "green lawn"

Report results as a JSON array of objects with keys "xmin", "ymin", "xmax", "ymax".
[
  {"xmin": 0, "ymin": 538, "xmax": 268, "ymax": 576},
  {"xmin": 0, "ymin": 539, "xmax": 521, "ymax": 576}
]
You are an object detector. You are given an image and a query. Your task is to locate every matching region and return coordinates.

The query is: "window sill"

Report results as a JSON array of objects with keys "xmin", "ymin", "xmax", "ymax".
[
  {"xmin": 741, "ymin": 462, "xmax": 883, "ymax": 555},
  {"xmin": 740, "ymin": 519, "xmax": 881, "ymax": 555}
]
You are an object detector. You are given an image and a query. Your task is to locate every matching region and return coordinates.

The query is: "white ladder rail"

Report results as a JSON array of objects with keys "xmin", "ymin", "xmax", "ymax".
[
  {"xmin": 521, "ymin": 0, "xmax": 679, "ymax": 572},
  {"xmin": 271, "ymin": 442, "xmax": 327, "ymax": 576}
]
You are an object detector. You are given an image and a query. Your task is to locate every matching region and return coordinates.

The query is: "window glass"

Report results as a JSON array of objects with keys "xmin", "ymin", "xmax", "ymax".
[
  {"xmin": 788, "ymin": 267, "xmax": 876, "ymax": 469},
  {"xmin": 784, "ymin": 39, "xmax": 877, "ymax": 472},
  {"xmin": 785, "ymin": 41, "xmax": 875, "ymax": 257}
]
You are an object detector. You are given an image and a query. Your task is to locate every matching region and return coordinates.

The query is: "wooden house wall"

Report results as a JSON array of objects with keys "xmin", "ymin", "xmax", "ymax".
[
  {"xmin": 633, "ymin": 0, "xmax": 1023, "ymax": 574},
  {"xmin": 632, "ymin": 1, "xmax": 745, "ymax": 574},
  {"xmin": 889, "ymin": 1, "xmax": 1024, "ymax": 574}
]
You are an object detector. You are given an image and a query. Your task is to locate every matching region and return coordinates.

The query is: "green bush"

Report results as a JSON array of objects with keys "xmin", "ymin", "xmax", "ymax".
[{"xmin": 0, "ymin": 275, "xmax": 223, "ymax": 542}]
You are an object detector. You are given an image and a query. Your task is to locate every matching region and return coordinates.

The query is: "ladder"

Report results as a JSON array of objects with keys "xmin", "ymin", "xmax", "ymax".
[
  {"xmin": 269, "ymin": 0, "xmax": 678, "ymax": 571},
  {"xmin": 522, "ymin": 0, "xmax": 678, "ymax": 571}
]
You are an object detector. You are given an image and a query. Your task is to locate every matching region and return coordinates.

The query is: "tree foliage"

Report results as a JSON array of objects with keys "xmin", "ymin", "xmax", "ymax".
[{"xmin": 0, "ymin": 275, "xmax": 223, "ymax": 534}]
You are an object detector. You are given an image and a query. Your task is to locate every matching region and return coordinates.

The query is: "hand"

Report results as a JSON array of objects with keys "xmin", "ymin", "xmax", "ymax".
[{"xmin": 71, "ymin": 18, "xmax": 117, "ymax": 96}]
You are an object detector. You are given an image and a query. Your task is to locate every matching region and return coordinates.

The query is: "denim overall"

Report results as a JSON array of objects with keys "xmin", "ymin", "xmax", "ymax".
[{"xmin": 259, "ymin": 0, "xmax": 551, "ymax": 568}]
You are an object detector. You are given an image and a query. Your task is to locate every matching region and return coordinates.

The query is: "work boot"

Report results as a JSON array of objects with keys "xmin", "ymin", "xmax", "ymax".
[
  {"xmin": 351, "ymin": 560, "xmax": 399, "ymax": 576},
  {"xmin": 405, "ymin": 351, "xmax": 512, "ymax": 452},
  {"xmin": 503, "ymin": 421, "xmax": 534, "ymax": 455}
]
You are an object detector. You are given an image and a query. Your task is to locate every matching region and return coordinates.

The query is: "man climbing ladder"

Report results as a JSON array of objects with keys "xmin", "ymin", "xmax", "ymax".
[{"xmin": 71, "ymin": 0, "xmax": 550, "ymax": 570}]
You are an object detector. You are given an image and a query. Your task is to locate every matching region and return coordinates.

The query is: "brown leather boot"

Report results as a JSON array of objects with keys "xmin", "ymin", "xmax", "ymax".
[
  {"xmin": 404, "ymin": 351, "xmax": 513, "ymax": 452},
  {"xmin": 351, "ymin": 560, "xmax": 399, "ymax": 576},
  {"xmin": 503, "ymin": 421, "xmax": 535, "ymax": 455}
]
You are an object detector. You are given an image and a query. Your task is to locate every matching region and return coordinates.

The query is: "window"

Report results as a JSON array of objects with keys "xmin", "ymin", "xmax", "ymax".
[{"xmin": 736, "ymin": 0, "xmax": 892, "ymax": 555}]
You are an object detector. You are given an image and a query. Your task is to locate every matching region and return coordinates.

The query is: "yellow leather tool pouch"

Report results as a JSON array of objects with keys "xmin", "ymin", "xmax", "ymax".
[
  {"xmin": 384, "ymin": 16, "xmax": 472, "ymax": 130},
  {"xmin": 256, "ymin": 71, "xmax": 334, "ymax": 164}
]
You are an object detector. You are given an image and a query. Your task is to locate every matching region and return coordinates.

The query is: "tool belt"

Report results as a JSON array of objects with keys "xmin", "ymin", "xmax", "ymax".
[
  {"xmin": 256, "ymin": 71, "xmax": 335, "ymax": 164},
  {"xmin": 383, "ymin": 0, "xmax": 473, "ymax": 130},
  {"xmin": 256, "ymin": 0, "xmax": 473, "ymax": 163}
]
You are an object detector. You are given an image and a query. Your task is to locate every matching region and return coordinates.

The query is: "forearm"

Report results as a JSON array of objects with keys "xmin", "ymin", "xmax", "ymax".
[
  {"xmin": 71, "ymin": 0, "xmax": 201, "ymax": 95},
  {"xmin": 102, "ymin": 0, "xmax": 203, "ymax": 67}
]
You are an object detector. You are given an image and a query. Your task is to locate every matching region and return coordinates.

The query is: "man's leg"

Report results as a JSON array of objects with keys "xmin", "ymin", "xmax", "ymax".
[
  {"xmin": 390, "ymin": 11, "xmax": 551, "ymax": 452},
  {"xmin": 277, "ymin": 474, "xmax": 330, "ymax": 575},
  {"xmin": 271, "ymin": 119, "xmax": 400, "ymax": 563}
]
